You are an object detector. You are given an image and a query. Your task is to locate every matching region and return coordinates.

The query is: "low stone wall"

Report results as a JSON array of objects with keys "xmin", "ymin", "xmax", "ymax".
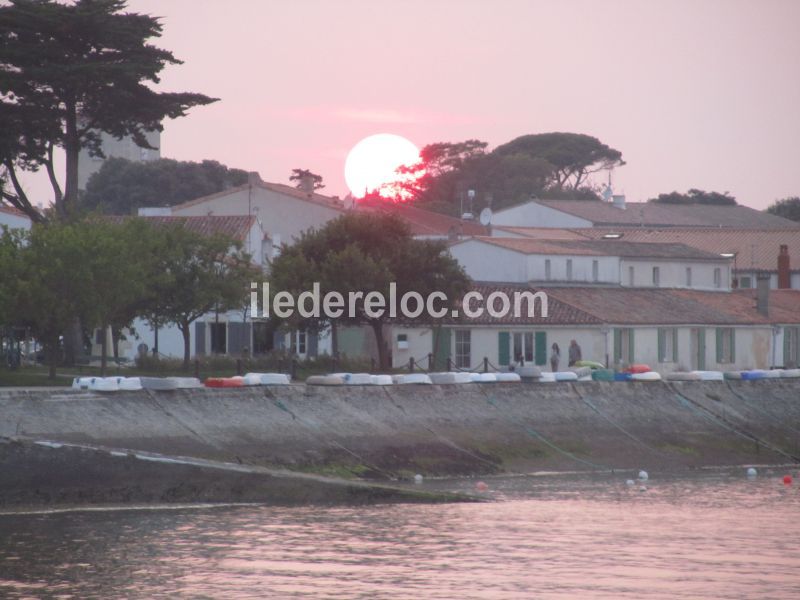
[{"xmin": 1, "ymin": 380, "xmax": 798, "ymax": 505}]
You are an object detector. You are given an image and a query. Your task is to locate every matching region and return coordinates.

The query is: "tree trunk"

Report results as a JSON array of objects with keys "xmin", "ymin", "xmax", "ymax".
[
  {"xmin": 370, "ymin": 321, "xmax": 389, "ymax": 370},
  {"xmin": 331, "ymin": 321, "xmax": 339, "ymax": 359},
  {"xmin": 47, "ymin": 338, "xmax": 57, "ymax": 380},
  {"xmin": 112, "ymin": 327, "xmax": 120, "ymax": 362},
  {"xmin": 62, "ymin": 100, "xmax": 80, "ymax": 217},
  {"xmin": 180, "ymin": 321, "xmax": 191, "ymax": 370},
  {"xmin": 153, "ymin": 321, "xmax": 159, "ymax": 355},
  {"xmin": 63, "ymin": 318, "xmax": 82, "ymax": 367},
  {"xmin": 100, "ymin": 324, "xmax": 108, "ymax": 376}
]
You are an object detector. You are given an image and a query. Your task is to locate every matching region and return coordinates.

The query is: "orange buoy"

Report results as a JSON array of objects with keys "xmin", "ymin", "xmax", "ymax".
[
  {"xmin": 475, "ymin": 481, "xmax": 489, "ymax": 492},
  {"xmin": 783, "ymin": 474, "xmax": 793, "ymax": 485}
]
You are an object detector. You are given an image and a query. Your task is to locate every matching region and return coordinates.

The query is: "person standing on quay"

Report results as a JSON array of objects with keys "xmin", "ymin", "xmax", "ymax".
[
  {"xmin": 550, "ymin": 342, "xmax": 560, "ymax": 372},
  {"xmin": 568, "ymin": 340, "xmax": 582, "ymax": 367}
]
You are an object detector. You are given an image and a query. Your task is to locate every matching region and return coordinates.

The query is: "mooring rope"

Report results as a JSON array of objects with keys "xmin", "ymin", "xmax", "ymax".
[
  {"xmin": 481, "ymin": 390, "xmax": 613, "ymax": 472},
  {"xmin": 571, "ymin": 384, "xmax": 673, "ymax": 459},
  {"xmin": 269, "ymin": 395, "xmax": 398, "ymax": 480},
  {"xmin": 667, "ymin": 383, "xmax": 800, "ymax": 463},
  {"xmin": 724, "ymin": 380, "xmax": 800, "ymax": 438}
]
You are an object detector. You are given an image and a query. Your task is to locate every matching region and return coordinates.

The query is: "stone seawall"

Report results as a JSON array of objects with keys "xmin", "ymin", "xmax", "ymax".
[{"xmin": 1, "ymin": 380, "xmax": 798, "ymax": 505}]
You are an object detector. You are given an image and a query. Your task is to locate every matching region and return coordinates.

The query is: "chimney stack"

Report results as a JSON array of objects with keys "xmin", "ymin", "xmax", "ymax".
[
  {"xmin": 777, "ymin": 244, "xmax": 790, "ymax": 289},
  {"xmin": 756, "ymin": 273, "xmax": 770, "ymax": 317}
]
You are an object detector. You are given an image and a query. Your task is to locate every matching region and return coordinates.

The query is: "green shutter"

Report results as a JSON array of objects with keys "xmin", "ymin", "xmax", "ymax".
[
  {"xmin": 657, "ymin": 329, "xmax": 665, "ymax": 362},
  {"xmin": 716, "ymin": 328, "xmax": 723, "ymax": 363},
  {"xmin": 697, "ymin": 328, "xmax": 706, "ymax": 370},
  {"xmin": 672, "ymin": 329, "xmax": 679, "ymax": 363},
  {"xmin": 784, "ymin": 327, "xmax": 791, "ymax": 367},
  {"xmin": 730, "ymin": 329, "xmax": 735, "ymax": 364},
  {"xmin": 433, "ymin": 327, "xmax": 452, "ymax": 370},
  {"xmin": 534, "ymin": 331, "xmax": 547, "ymax": 366},
  {"xmin": 613, "ymin": 329, "xmax": 622, "ymax": 362},
  {"xmin": 498, "ymin": 331, "xmax": 510, "ymax": 366},
  {"xmin": 628, "ymin": 329, "xmax": 635, "ymax": 363}
]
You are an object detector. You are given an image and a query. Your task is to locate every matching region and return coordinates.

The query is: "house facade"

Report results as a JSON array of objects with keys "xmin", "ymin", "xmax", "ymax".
[
  {"xmin": 0, "ymin": 205, "xmax": 32, "ymax": 231},
  {"xmin": 449, "ymin": 237, "xmax": 731, "ymax": 290},
  {"xmin": 391, "ymin": 284, "xmax": 800, "ymax": 372}
]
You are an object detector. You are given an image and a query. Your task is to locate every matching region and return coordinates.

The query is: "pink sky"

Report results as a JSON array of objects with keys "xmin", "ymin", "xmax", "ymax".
[{"xmin": 22, "ymin": 0, "xmax": 800, "ymax": 209}]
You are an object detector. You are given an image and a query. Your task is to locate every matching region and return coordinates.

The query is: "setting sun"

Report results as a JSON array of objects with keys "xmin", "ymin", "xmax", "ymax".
[{"xmin": 344, "ymin": 133, "xmax": 420, "ymax": 198}]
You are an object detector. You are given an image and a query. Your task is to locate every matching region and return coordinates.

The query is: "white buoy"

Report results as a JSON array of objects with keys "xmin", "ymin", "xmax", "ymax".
[
  {"xmin": 746, "ymin": 467, "xmax": 757, "ymax": 478},
  {"xmin": 638, "ymin": 470, "xmax": 649, "ymax": 481},
  {"xmin": 639, "ymin": 486, "xmax": 648, "ymax": 492},
  {"xmin": 625, "ymin": 479, "xmax": 635, "ymax": 486},
  {"xmin": 414, "ymin": 474, "xmax": 423, "ymax": 485}
]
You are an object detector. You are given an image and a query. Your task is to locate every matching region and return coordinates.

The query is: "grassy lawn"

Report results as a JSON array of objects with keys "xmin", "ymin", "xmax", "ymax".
[{"xmin": 0, "ymin": 367, "xmax": 74, "ymax": 387}]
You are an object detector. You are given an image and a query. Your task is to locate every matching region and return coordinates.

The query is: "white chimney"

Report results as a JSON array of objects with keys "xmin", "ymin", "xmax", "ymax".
[{"xmin": 612, "ymin": 194, "xmax": 626, "ymax": 210}]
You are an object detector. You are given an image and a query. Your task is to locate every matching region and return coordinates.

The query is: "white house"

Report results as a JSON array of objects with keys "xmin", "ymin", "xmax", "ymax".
[
  {"xmin": 0, "ymin": 205, "xmax": 32, "ymax": 231},
  {"xmin": 490, "ymin": 198, "xmax": 798, "ymax": 229},
  {"xmin": 168, "ymin": 172, "xmax": 346, "ymax": 257},
  {"xmin": 449, "ymin": 236, "xmax": 731, "ymax": 291},
  {"xmin": 392, "ymin": 283, "xmax": 800, "ymax": 373}
]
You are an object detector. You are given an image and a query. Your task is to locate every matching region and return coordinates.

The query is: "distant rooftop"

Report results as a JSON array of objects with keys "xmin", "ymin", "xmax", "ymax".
[
  {"xmin": 359, "ymin": 201, "xmax": 487, "ymax": 237},
  {"xmin": 501, "ymin": 198, "xmax": 799, "ymax": 229},
  {"xmin": 465, "ymin": 236, "xmax": 725, "ymax": 261},
  {"xmin": 106, "ymin": 215, "xmax": 257, "ymax": 242}
]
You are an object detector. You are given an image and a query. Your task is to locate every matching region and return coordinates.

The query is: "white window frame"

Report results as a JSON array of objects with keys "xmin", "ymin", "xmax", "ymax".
[{"xmin": 455, "ymin": 330, "xmax": 471, "ymax": 369}]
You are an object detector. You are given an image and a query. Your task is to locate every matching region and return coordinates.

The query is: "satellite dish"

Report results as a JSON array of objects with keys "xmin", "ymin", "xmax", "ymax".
[{"xmin": 479, "ymin": 207, "xmax": 493, "ymax": 227}]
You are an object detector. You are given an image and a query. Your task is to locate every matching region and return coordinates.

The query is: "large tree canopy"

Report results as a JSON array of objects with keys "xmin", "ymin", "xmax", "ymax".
[
  {"xmin": 649, "ymin": 189, "xmax": 737, "ymax": 206},
  {"xmin": 492, "ymin": 132, "xmax": 624, "ymax": 191},
  {"xmin": 392, "ymin": 132, "xmax": 623, "ymax": 215},
  {"xmin": 766, "ymin": 196, "xmax": 800, "ymax": 222},
  {"xmin": 269, "ymin": 212, "xmax": 470, "ymax": 369},
  {"xmin": 0, "ymin": 0, "xmax": 217, "ymax": 220},
  {"xmin": 82, "ymin": 158, "xmax": 249, "ymax": 214}
]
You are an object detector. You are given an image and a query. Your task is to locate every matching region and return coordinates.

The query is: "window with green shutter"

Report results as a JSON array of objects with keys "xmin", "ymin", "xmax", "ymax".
[
  {"xmin": 498, "ymin": 331, "xmax": 510, "ymax": 366},
  {"xmin": 535, "ymin": 331, "xmax": 547, "ymax": 366},
  {"xmin": 658, "ymin": 328, "xmax": 678, "ymax": 363},
  {"xmin": 715, "ymin": 327, "xmax": 734, "ymax": 364}
]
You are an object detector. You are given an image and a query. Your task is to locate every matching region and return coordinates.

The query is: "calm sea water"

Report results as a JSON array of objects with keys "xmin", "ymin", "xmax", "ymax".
[{"xmin": 1, "ymin": 471, "xmax": 798, "ymax": 599}]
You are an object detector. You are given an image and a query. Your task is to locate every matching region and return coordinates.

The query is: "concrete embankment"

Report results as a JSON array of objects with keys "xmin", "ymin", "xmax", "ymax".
[{"xmin": 1, "ymin": 380, "xmax": 798, "ymax": 505}]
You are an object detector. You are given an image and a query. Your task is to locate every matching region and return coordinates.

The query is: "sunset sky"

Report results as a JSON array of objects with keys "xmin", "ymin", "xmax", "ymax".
[{"xmin": 23, "ymin": 0, "xmax": 800, "ymax": 209}]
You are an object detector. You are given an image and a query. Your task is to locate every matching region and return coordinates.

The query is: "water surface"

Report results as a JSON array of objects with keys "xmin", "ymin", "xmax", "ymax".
[{"xmin": 1, "ymin": 471, "xmax": 798, "ymax": 599}]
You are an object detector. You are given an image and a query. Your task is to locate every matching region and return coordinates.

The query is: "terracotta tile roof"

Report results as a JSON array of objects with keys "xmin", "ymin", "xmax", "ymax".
[
  {"xmin": 491, "ymin": 226, "xmax": 587, "ymax": 240},
  {"xmin": 665, "ymin": 289, "xmax": 800, "ymax": 324},
  {"xmin": 169, "ymin": 179, "xmax": 346, "ymax": 213},
  {"xmin": 469, "ymin": 236, "xmax": 724, "ymax": 260},
  {"xmin": 0, "ymin": 204, "xmax": 30, "ymax": 218},
  {"xmin": 359, "ymin": 202, "xmax": 487, "ymax": 237},
  {"xmin": 455, "ymin": 283, "xmax": 602, "ymax": 326},
  {"xmin": 576, "ymin": 228, "xmax": 800, "ymax": 272},
  {"xmin": 106, "ymin": 215, "xmax": 257, "ymax": 242},
  {"xmin": 545, "ymin": 287, "xmax": 782, "ymax": 326},
  {"xmin": 500, "ymin": 199, "xmax": 798, "ymax": 229}
]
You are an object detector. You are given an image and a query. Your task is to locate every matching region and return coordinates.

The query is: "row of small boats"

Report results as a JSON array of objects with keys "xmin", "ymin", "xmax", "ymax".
[
  {"xmin": 666, "ymin": 368, "xmax": 800, "ymax": 381},
  {"xmin": 71, "ymin": 366, "xmax": 800, "ymax": 391},
  {"xmin": 306, "ymin": 371, "xmax": 524, "ymax": 385},
  {"xmin": 72, "ymin": 372, "xmax": 292, "ymax": 391}
]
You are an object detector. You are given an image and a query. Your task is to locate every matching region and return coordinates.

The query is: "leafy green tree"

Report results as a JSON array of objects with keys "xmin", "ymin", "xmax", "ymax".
[
  {"xmin": 289, "ymin": 168, "xmax": 325, "ymax": 191},
  {"xmin": 391, "ymin": 133, "xmax": 622, "ymax": 213},
  {"xmin": 0, "ymin": 0, "xmax": 217, "ymax": 220},
  {"xmin": 269, "ymin": 212, "xmax": 470, "ymax": 369},
  {"xmin": 649, "ymin": 189, "xmax": 737, "ymax": 205},
  {"xmin": 492, "ymin": 132, "xmax": 624, "ymax": 191},
  {"xmin": 766, "ymin": 196, "xmax": 800, "ymax": 222},
  {"xmin": 146, "ymin": 225, "xmax": 261, "ymax": 368},
  {"xmin": 82, "ymin": 158, "xmax": 249, "ymax": 215}
]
